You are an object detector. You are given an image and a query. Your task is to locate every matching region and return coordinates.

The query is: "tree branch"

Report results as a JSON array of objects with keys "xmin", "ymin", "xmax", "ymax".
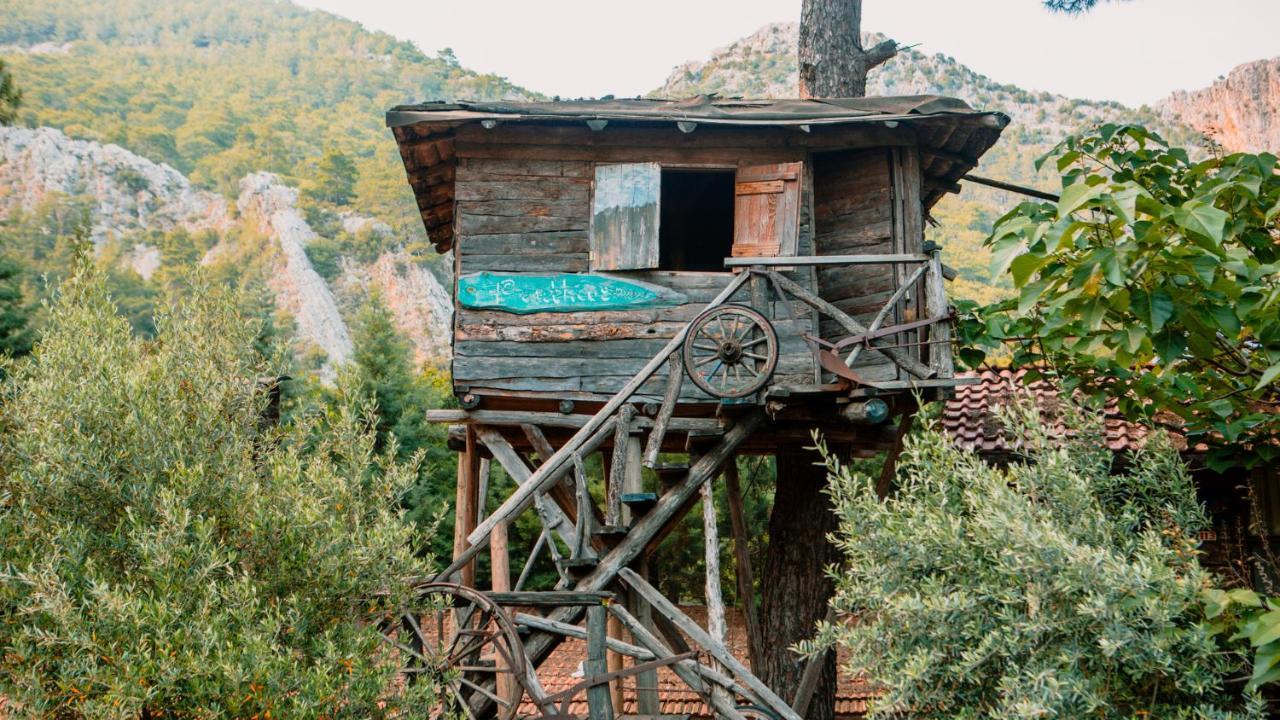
[{"xmin": 863, "ymin": 39, "xmax": 898, "ymax": 70}]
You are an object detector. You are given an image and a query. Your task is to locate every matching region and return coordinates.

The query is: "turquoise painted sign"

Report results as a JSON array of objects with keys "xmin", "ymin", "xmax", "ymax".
[{"xmin": 458, "ymin": 272, "xmax": 685, "ymax": 314}]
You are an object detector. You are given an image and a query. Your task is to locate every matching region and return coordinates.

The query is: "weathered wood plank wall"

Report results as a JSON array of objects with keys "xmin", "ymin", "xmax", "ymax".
[
  {"xmin": 812, "ymin": 147, "xmax": 915, "ymax": 382},
  {"xmin": 449, "ymin": 124, "xmax": 920, "ymax": 400}
]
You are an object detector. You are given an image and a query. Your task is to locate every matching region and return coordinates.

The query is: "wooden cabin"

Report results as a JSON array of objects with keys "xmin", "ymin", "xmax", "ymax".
[
  {"xmin": 389, "ymin": 96, "xmax": 1008, "ymax": 435},
  {"xmin": 382, "ymin": 97, "xmax": 1011, "ymax": 720}
]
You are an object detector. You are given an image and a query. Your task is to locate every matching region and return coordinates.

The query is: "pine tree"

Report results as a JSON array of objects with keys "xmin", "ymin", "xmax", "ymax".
[
  {"xmin": 0, "ymin": 59, "xmax": 21, "ymax": 126},
  {"xmin": 0, "ymin": 257, "xmax": 33, "ymax": 359},
  {"xmin": 307, "ymin": 149, "xmax": 359, "ymax": 206},
  {"xmin": 347, "ymin": 293, "xmax": 428, "ymax": 456}
]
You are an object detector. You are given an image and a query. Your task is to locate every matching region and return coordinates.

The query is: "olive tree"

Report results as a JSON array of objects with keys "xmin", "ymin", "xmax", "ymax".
[
  {"xmin": 807, "ymin": 402, "xmax": 1262, "ymax": 718},
  {"xmin": 0, "ymin": 268, "xmax": 439, "ymax": 718}
]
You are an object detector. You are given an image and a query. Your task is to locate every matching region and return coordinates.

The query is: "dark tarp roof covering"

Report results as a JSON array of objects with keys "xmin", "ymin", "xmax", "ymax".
[
  {"xmin": 388, "ymin": 95, "xmax": 1009, "ymax": 253},
  {"xmin": 387, "ymin": 94, "xmax": 1006, "ymax": 128}
]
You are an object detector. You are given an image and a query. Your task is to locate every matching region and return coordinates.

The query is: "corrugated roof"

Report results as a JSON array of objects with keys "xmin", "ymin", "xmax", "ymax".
[
  {"xmin": 387, "ymin": 95, "xmax": 1008, "ymax": 129},
  {"xmin": 519, "ymin": 606, "xmax": 874, "ymax": 718}
]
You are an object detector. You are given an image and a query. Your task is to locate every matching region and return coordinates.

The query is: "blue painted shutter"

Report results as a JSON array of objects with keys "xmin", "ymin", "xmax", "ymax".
[{"xmin": 590, "ymin": 162, "xmax": 661, "ymax": 271}]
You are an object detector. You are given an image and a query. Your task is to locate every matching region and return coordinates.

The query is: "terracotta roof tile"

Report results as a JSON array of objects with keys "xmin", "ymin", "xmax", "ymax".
[{"xmin": 941, "ymin": 369, "xmax": 1193, "ymax": 455}]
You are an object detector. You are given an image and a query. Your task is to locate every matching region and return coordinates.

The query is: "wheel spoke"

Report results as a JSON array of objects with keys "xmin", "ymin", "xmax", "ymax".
[
  {"xmin": 695, "ymin": 354, "xmax": 719, "ymax": 367},
  {"xmin": 693, "ymin": 341, "xmax": 720, "ymax": 352},
  {"xmin": 705, "ymin": 361, "xmax": 723, "ymax": 382},
  {"xmin": 741, "ymin": 336, "xmax": 769, "ymax": 349},
  {"xmin": 742, "ymin": 351, "xmax": 768, "ymax": 361},
  {"xmin": 459, "ymin": 676, "xmax": 508, "ymax": 707}
]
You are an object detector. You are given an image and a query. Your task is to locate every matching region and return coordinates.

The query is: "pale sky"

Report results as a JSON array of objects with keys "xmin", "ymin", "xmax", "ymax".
[{"xmin": 296, "ymin": 0, "xmax": 1279, "ymax": 107}]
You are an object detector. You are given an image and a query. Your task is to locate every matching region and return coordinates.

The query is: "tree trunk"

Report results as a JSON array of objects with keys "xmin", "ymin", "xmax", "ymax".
[
  {"xmin": 759, "ymin": 448, "xmax": 841, "ymax": 720},
  {"xmin": 798, "ymin": 0, "xmax": 898, "ymax": 99}
]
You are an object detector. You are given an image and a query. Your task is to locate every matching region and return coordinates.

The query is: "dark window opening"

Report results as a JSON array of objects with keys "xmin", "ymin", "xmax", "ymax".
[{"xmin": 659, "ymin": 169, "xmax": 735, "ymax": 271}]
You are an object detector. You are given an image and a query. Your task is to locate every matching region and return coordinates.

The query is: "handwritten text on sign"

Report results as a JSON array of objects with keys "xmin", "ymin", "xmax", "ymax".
[{"xmin": 458, "ymin": 272, "xmax": 685, "ymax": 314}]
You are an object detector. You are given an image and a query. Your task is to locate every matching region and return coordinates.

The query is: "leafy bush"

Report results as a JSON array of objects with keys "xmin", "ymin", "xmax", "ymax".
[
  {"xmin": 0, "ymin": 268, "xmax": 438, "ymax": 718},
  {"xmin": 808, "ymin": 400, "xmax": 1262, "ymax": 719}
]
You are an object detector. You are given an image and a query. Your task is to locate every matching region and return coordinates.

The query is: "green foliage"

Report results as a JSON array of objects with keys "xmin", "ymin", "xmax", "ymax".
[
  {"xmin": 1204, "ymin": 588, "xmax": 1280, "ymax": 693},
  {"xmin": 347, "ymin": 293, "xmax": 432, "ymax": 456},
  {"xmin": 0, "ymin": 256, "xmax": 32, "ymax": 358},
  {"xmin": 964, "ymin": 125, "xmax": 1280, "ymax": 469},
  {"xmin": 0, "ymin": 58, "xmax": 20, "ymax": 125},
  {"xmin": 0, "ymin": 267, "xmax": 438, "ymax": 717},
  {"xmin": 809, "ymin": 400, "xmax": 1261, "ymax": 719},
  {"xmin": 305, "ymin": 148, "xmax": 358, "ymax": 206}
]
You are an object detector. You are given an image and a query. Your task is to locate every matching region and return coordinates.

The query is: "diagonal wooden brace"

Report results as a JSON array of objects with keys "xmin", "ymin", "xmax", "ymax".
[{"xmin": 517, "ymin": 412, "xmax": 766, "ymax": 672}]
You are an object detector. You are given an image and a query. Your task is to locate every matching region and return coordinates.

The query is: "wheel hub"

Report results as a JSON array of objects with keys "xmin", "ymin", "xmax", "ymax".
[{"xmin": 719, "ymin": 339, "xmax": 743, "ymax": 363}]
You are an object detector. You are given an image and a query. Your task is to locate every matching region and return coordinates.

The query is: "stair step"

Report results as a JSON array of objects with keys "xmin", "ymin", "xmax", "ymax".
[
  {"xmin": 649, "ymin": 461, "xmax": 689, "ymax": 476},
  {"xmin": 593, "ymin": 524, "xmax": 630, "ymax": 540},
  {"xmin": 556, "ymin": 557, "xmax": 599, "ymax": 578},
  {"xmin": 621, "ymin": 492, "xmax": 659, "ymax": 514}
]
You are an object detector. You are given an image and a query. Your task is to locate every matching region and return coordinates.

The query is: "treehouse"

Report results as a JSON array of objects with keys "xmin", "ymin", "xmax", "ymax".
[{"xmin": 383, "ymin": 96, "xmax": 1009, "ymax": 720}]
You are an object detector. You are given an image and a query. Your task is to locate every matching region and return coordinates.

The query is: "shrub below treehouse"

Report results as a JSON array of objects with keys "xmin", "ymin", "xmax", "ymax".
[
  {"xmin": 0, "ymin": 269, "xmax": 438, "ymax": 718},
  {"xmin": 808, "ymin": 402, "xmax": 1263, "ymax": 719}
]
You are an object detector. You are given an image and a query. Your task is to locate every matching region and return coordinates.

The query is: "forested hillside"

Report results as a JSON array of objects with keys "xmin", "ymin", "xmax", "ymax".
[{"xmin": 1, "ymin": 0, "xmax": 535, "ymax": 241}]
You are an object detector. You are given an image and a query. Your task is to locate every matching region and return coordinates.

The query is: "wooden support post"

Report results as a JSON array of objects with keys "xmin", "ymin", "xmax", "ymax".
[
  {"xmin": 620, "ymin": 567, "xmax": 803, "ymax": 720},
  {"xmin": 490, "ymin": 520, "xmax": 518, "ymax": 704},
  {"xmin": 515, "ymin": 529, "xmax": 546, "ymax": 592},
  {"xmin": 701, "ymin": 470, "xmax": 734, "ymax": 712},
  {"xmin": 586, "ymin": 605, "xmax": 615, "ymax": 720},
  {"xmin": 475, "ymin": 458, "xmax": 490, "ymax": 526},
  {"xmin": 724, "ymin": 458, "xmax": 764, "ymax": 673},
  {"xmin": 452, "ymin": 427, "xmax": 482, "ymax": 587},
  {"xmin": 925, "ymin": 250, "xmax": 953, "ymax": 379},
  {"xmin": 607, "ymin": 613, "xmax": 624, "ymax": 713},
  {"xmin": 642, "ymin": 354, "xmax": 683, "ymax": 469},
  {"xmin": 628, "ymin": 562, "xmax": 660, "ymax": 715},
  {"xmin": 607, "ymin": 404, "xmax": 635, "ymax": 527},
  {"xmin": 573, "ymin": 452, "xmax": 593, "ymax": 559}
]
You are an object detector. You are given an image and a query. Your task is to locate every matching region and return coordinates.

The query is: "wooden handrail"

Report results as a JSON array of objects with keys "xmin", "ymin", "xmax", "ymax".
[{"xmin": 723, "ymin": 253, "xmax": 929, "ymax": 267}]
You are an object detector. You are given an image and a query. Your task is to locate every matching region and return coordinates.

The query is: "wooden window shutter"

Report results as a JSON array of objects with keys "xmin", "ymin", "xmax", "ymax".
[
  {"xmin": 590, "ymin": 162, "xmax": 661, "ymax": 271},
  {"xmin": 733, "ymin": 162, "xmax": 802, "ymax": 258}
]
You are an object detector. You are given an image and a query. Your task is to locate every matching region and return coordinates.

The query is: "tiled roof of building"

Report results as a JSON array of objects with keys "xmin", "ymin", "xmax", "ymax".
[
  {"xmin": 518, "ymin": 606, "xmax": 875, "ymax": 718},
  {"xmin": 941, "ymin": 368, "xmax": 1195, "ymax": 455}
]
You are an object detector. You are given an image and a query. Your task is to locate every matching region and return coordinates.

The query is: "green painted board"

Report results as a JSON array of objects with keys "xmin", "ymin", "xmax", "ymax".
[{"xmin": 458, "ymin": 272, "xmax": 686, "ymax": 314}]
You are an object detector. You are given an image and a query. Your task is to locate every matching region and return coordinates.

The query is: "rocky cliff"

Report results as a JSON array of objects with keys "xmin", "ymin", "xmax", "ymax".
[
  {"xmin": 0, "ymin": 125, "xmax": 232, "ymax": 243},
  {"xmin": 0, "ymin": 125, "xmax": 454, "ymax": 371},
  {"xmin": 236, "ymin": 172, "xmax": 353, "ymax": 373},
  {"xmin": 1159, "ymin": 57, "xmax": 1280, "ymax": 153}
]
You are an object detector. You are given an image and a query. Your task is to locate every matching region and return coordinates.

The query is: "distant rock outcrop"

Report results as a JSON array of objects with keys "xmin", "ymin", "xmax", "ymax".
[
  {"xmin": 236, "ymin": 172, "xmax": 354, "ymax": 373},
  {"xmin": 1159, "ymin": 58, "xmax": 1280, "ymax": 153},
  {"xmin": 0, "ymin": 125, "xmax": 232, "ymax": 243},
  {"xmin": 340, "ymin": 248, "xmax": 453, "ymax": 366}
]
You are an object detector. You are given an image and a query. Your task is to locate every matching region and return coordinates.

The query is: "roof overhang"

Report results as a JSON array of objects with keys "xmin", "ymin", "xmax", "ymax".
[{"xmin": 388, "ymin": 96, "xmax": 1010, "ymax": 253}]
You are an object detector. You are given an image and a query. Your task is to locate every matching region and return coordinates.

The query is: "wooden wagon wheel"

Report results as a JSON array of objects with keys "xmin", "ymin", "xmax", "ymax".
[
  {"xmin": 386, "ymin": 582, "xmax": 538, "ymax": 720},
  {"xmin": 683, "ymin": 304, "xmax": 778, "ymax": 399}
]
